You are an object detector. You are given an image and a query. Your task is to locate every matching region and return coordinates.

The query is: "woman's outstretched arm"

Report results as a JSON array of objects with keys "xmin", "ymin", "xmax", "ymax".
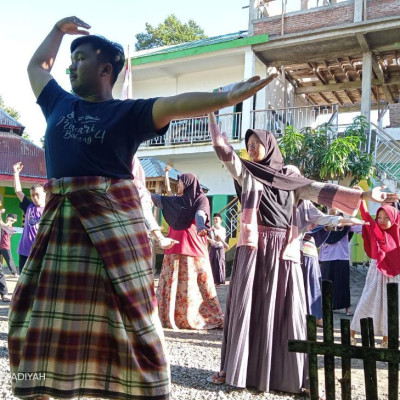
[{"xmin": 208, "ymin": 112, "xmax": 243, "ymax": 183}]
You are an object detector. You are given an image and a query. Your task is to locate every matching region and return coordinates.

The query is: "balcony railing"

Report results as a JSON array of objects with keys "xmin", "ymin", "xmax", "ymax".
[
  {"xmin": 255, "ymin": 0, "xmax": 349, "ymax": 19},
  {"xmin": 250, "ymin": 105, "xmax": 338, "ymax": 136},
  {"xmin": 218, "ymin": 197, "xmax": 240, "ymax": 241},
  {"xmin": 140, "ymin": 105, "xmax": 338, "ymax": 149},
  {"xmin": 142, "ymin": 112, "xmax": 242, "ymax": 148}
]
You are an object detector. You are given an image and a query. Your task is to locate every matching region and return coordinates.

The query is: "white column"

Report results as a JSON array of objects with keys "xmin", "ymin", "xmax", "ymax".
[
  {"xmin": 248, "ymin": 0, "xmax": 255, "ymax": 36},
  {"xmin": 361, "ymin": 52, "xmax": 372, "ymax": 123},
  {"xmin": 242, "ymin": 48, "xmax": 256, "ymax": 133},
  {"xmin": 354, "ymin": 0, "xmax": 363, "ymax": 22}
]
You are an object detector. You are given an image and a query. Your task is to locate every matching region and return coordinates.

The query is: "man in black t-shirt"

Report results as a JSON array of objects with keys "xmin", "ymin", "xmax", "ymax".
[{"xmin": 8, "ymin": 15, "xmax": 277, "ymax": 400}]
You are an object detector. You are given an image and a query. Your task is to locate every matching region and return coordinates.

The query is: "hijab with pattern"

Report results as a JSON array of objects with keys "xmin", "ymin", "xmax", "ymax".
[
  {"xmin": 160, "ymin": 173, "xmax": 211, "ymax": 231},
  {"xmin": 362, "ymin": 204, "xmax": 400, "ymax": 277}
]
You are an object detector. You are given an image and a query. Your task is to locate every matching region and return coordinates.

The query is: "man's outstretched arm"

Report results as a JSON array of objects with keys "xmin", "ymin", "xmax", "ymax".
[
  {"xmin": 27, "ymin": 16, "xmax": 90, "ymax": 99},
  {"xmin": 152, "ymin": 73, "xmax": 278, "ymax": 131}
]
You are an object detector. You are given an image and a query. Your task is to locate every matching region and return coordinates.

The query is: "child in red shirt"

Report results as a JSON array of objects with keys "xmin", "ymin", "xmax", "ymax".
[{"xmin": 0, "ymin": 213, "xmax": 18, "ymax": 301}]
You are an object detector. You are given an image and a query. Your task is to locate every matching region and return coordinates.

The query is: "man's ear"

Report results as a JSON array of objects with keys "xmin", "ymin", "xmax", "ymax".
[{"xmin": 101, "ymin": 63, "xmax": 113, "ymax": 78}]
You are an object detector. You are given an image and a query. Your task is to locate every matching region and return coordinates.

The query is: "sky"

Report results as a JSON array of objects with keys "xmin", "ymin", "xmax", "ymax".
[{"xmin": 0, "ymin": 0, "xmax": 250, "ymax": 145}]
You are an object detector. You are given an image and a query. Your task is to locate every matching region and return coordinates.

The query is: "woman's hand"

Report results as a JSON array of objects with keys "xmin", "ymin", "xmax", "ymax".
[
  {"xmin": 339, "ymin": 217, "xmax": 369, "ymax": 226},
  {"xmin": 208, "ymin": 112, "xmax": 217, "ymax": 124},
  {"xmin": 157, "ymin": 237, "xmax": 179, "ymax": 250},
  {"xmin": 362, "ymin": 186, "xmax": 399, "ymax": 203},
  {"xmin": 198, "ymin": 229, "xmax": 208, "ymax": 237}
]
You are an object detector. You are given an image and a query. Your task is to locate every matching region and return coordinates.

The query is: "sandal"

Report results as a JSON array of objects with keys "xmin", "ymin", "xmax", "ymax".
[
  {"xmin": 345, "ymin": 311, "xmax": 354, "ymax": 316},
  {"xmin": 0, "ymin": 296, "xmax": 10, "ymax": 303},
  {"xmin": 207, "ymin": 371, "xmax": 226, "ymax": 385}
]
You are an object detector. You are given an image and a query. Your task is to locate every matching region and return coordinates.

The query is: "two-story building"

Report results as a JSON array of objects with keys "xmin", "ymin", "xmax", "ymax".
[
  {"xmin": 114, "ymin": 0, "xmax": 400, "ymax": 211},
  {"xmin": 113, "ymin": 0, "xmax": 400, "ymax": 262}
]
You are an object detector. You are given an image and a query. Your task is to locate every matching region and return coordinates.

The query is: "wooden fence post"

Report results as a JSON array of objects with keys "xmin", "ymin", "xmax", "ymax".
[
  {"xmin": 360, "ymin": 317, "xmax": 378, "ymax": 400},
  {"xmin": 387, "ymin": 283, "xmax": 399, "ymax": 400},
  {"xmin": 340, "ymin": 319, "xmax": 351, "ymax": 400},
  {"xmin": 289, "ymin": 281, "xmax": 400, "ymax": 400},
  {"xmin": 322, "ymin": 280, "xmax": 335, "ymax": 400},
  {"xmin": 307, "ymin": 314, "xmax": 319, "ymax": 400}
]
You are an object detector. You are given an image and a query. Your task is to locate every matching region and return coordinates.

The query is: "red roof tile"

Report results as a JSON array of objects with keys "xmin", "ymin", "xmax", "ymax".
[
  {"xmin": 0, "ymin": 108, "xmax": 24, "ymax": 131},
  {"xmin": 0, "ymin": 132, "xmax": 46, "ymax": 181}
]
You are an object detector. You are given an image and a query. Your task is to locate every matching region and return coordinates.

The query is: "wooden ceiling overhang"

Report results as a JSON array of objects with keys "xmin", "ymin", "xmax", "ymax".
[{"xmin": 252, "ymin": 17, "xmax": 400, "ymax": 109}]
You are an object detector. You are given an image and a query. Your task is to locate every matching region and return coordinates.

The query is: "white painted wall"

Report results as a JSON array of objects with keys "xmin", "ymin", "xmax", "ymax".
[
  {"xmin": 120, "ymin": 43, "xmax": 311, "ymax": 197},
  {"xmin": 130, "ymin": 64, "xmax": 245, "ymax": 99},
  {"xmin": 155, "ymin": 152, "xmax": 237, "ymax": 195}
]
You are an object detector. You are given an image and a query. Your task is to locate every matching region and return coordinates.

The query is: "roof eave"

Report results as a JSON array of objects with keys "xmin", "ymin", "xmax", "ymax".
[{"xmin": 131, "ymin": 34, "xmax": 269, "ymax": 66}]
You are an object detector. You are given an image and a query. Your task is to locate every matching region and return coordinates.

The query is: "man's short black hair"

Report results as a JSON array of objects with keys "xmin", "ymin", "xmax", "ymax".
[
  {"xmin": 71, "ymin": 35, "xmax": 125, "ymax": 84},
  {"xmin": 213, "ymin": 213, "xmax": 222, "ymax": 219},
  {"xmin": 31, "ymin": 183, "xmax": 44, "ymax": 191}
]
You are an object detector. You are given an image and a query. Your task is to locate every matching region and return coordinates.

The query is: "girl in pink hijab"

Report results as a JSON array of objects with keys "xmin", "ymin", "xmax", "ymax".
[{"xmin": 350, "ymin": 200, "xmax": 400, "ymax": 347}]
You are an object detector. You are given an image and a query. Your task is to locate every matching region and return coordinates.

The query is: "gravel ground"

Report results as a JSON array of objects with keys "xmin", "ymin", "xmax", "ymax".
[{"xmin": 0, "ymin": 266, "xmax": 394, "ymax": 399}]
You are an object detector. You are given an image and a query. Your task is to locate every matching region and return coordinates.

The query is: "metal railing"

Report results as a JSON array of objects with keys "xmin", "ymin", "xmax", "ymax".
[
  {"xmin": 142, "ymin": 112, "xmax": 242, "ymax": 148},
  {"xmin": 250, "ymin": 105, "xmax": 338, "ymax": 136},
  {"xmin": 254, "ymin": 0, "xmax": 349, "ymax": 20},
  {"xmin": 218, "ymin": 197, "xmax": 240, "ymax": 241},
  {"xmin": 331, "ymin": 121, "xmax": 400, "ymax": 186},
  {"xmin": 141, "ymin": 106, "xmax": 339, "ymax": 148},
  {"xmin": 369, "ymin": 123, "xmax": 400, "ymax": 185}
]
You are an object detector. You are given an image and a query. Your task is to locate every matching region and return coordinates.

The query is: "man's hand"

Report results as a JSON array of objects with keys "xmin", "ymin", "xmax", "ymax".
[
  {"xmin": 12, "ymin": 162, "xmax": 25, "ymax": 201},
  {"xmin": 226, "ymin": 74, "xmax": 278, "ymax": 106},
  {"xmin": 13, "ymin": 162, "xmax": 23, "ymax": 174},
  {"xmin": 56, "ymin": 16, "xmax": 91, "ymax": 36}
]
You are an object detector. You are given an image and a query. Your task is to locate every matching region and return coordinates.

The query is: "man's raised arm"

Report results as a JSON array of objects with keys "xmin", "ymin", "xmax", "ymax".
[
  {"xmin": 27, "ymin": 16, "xmax": 90, "ymax": 99},
  {"xmin": 152, "ymin": 73, "xmax": 278, "ymax": 131}
]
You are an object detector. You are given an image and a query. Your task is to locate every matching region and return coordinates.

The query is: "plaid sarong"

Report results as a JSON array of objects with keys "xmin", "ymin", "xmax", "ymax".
[{"xmin": 8, "ymin": 177, "xmax": 170, "ymax": 399}]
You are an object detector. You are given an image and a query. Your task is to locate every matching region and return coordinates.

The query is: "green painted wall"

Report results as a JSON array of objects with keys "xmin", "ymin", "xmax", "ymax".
[
  {"xmin": 350, "ymin": 234, "xmax": 366, "ymax": 265},
  {"xmin": 210, "ymin": 194, "xmax": 229, "ymax": 217}
]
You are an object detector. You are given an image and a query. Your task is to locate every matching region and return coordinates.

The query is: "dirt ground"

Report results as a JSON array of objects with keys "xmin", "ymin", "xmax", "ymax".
[
  {"xmin": 208, "ymin": 265, "xmax": 392, "ymax": 400},
  {"xmin": 1, "ymin": 265, "xmax": 396, "ymax": 400}
]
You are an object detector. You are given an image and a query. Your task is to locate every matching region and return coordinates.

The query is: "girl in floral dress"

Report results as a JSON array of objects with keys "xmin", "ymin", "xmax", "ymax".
[{"xmin": 151, "ymin": 173, "xmax": 224, "ymax": 330}]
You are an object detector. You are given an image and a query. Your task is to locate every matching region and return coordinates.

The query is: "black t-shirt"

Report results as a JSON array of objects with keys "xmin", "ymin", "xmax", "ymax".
[
  {"xmin": 258, "ymin": 185, "xmax": 292, "ymax": 229},
  {"xmin": 37, "ymin": 79, "xmax": 168, "ymax": 179}
]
